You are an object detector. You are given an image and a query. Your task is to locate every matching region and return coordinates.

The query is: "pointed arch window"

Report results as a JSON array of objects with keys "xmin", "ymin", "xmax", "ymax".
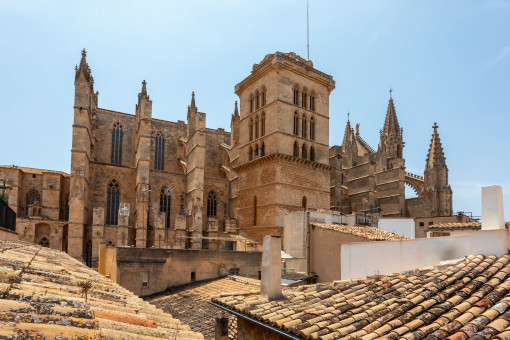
[
  {"xmin": 261, "ymin": 87, "xmax": 266, "ymax": 106},
  {"xmin": 255, "ymin": 144, "xmax": 259, "ymax": 157},
  {"xmin": 155, "ymin": 131, "xmax": 165, "ymax": 170},
  {"xmin": 293, "ymin": 86, "xmax": 299, "ymax": 105},
  {"xmin": 160, "ymin": 187, "xmax": 171, "ymax": 228},
  {"xmin": 255, "ymin": 90, "xmax": 260, "ymax": 110},
  {"xmin": 106, "ymin": 179, "xmax": 120, "ymax": 225},
  {"xmin": 293, "ymin": 112, "xmax": 299, "ymax": 135},
  {"xmin": 207, "ymin": 191, "xmax": 217, "ymax": 218},
  {"xmin": 310, "ymin": 92, "xmax": 316, "ymax": 111},
  {"xmin": 310, "ymin": 146, "xmax": 315, "ymax": 162},
  {"xmin": 250, "ymin": 95, "xmax": 254, "ymax": 113},
  {"xmin": 302, "ymin": 144, "xmax": 307, "ymax": 159},
  {"xmin": 255, "ymin": 116, "xmax": 260, "ymax": 139},
  {"xmin": 293, "ymin": 141, "xmax": 299, "ymax": 157},
  {"xmin": 301, "ymin": 89, "xmax": 307, "ymax": 108},
  {"xmin": 249, "ymin": 118, "xmax": 254, "ymax": 141},
  {"xmin": 249, "ymin": 147, "xmax": 253, "ymax": 161},
  {"xmin": 261, "ymin": 142, "xmax": 265, "ymax": 156},
  {"xmin": 261, "ymin": 112, "xmax": 266, "ymax": 136},
  {"xmin": 302, "ymin": 114, "xmax": 307, "ymax": 138},
  {"xmin": 25, "ymin": 189, "xmax": 40, "ymax": 217},
  {"xmin": 310, "ymin": 116, "xmax": 315, "ymax": 141},
  {"xmin": 111, "ymin": 122, "xmax": 123, "ymax": 165}
]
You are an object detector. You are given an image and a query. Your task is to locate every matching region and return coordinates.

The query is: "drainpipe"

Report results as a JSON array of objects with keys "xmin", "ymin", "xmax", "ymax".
[{"xmin": 306, "ymin": 210, "xmax": 310, "ymax": 275}]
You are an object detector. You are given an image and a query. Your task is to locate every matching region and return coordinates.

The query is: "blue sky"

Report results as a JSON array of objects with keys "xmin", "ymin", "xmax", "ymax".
[{"xmin": 1, "ymin": 1, "xmax": 509, "ymax": 218}]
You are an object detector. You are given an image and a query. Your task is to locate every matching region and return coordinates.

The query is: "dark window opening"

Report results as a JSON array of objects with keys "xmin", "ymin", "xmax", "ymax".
[
  {"xmin": 207, "ymin": 191, "xmax": 217, "ymax": 217},
  {"xmin": 106, "ymin": 179, "xmax": 120, "ymax": 225},
  {"xmin": 160, "ymin": 187, "xmax": 171, "ymax": 228},
  {"xmin": 293, "ymin": 112, "xmax": 299, "ymax": 135},
  {"xmin": 111, "ymin": 122, "xmax": 123, "ymax": 165},
  {"xmin": 302, "ymin": 114, "xmax": 307, "ymax": 138},
  {"xmin": 191, "ymin": 272, "xmax": 196, "ymax": 281},
  {"xmin": 261, "ymin": 112, "xmax": 266, "ymax": 136},
  {"xmin": 293, "ymin": 141, "xmax": 299, "ymax": 157},
  {"xmin": 310, "ymin": 146, "xmax": 315, "ymax": 162},
  {"xmin": 155, "ymin": 132, "xmax": 165, "ymax": 170},
  {"xmin": 302, "ymin": 144, "xmax": 307, "ymax": 159},
  {"xmin": 261, "ymin": 142, "xmax": 265, "ymax": 156}
]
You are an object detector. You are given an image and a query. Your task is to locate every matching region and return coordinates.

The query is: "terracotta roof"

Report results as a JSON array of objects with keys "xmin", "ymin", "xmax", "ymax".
[
  {"xmin": 0, "ymin": 241, "xmax": 203, "ymax": 339},
  {"xmin": 213, "ymin": 254, "xmax": 510, "ymax": 340},
  {"xmin": 428, "ymin": 222, "xmax": 510, "ymax": 230},
  {"xmin": 313, "ymin": 223, "xmax": 411, "ymax": 241},
  {"xmin": 148, "ymin": 276, "xmax": 260, "ymax": 339}
]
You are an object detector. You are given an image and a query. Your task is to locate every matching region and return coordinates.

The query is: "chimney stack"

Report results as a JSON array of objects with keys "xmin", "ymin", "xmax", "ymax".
[
  {"xmin": 261, "ymin": 235, "xmax": 282, "ymax": 301},
  {"xmin": 482, "ymin": 185, "xmax": 505, "ymax": 230}
]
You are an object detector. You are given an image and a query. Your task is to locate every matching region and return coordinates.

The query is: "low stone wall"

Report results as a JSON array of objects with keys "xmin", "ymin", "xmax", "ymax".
[{"xmin": 0, "ymin": 227, "xmax": 18, "ymax": 241}]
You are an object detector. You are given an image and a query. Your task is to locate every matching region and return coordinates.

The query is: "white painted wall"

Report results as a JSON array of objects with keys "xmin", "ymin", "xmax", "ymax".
[
  {"xmin": 378, "ymin": 218, "xmax": 415, "ymax": 238},
  {"xmin": 341, "ymin": 229, "xmax": 510, "ymax": 280}
]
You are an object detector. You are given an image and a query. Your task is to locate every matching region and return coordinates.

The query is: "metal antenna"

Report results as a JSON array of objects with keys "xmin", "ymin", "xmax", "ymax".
[{"xmin": 307, "ymin": 0, "xmax": 310, "ymax": 60}]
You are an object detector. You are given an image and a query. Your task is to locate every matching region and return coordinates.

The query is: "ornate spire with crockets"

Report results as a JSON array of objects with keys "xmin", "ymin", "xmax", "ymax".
[
  {"xmin": 382, "ymin": 97, "xmax": 400, "ymax": 138},
  {"xmin": 141, "ymin": 80, "xmax": 147, "ymax": 96},
  {"xmin": 426, "ymin": 122, "xmax": 447, "ymax": 170},
  {"xmin": 341, "ymin": 116, "xmax": 352, "ymax": 151},
  {"xmin": 190, "ymin": 91, "xmax": 196, "ymax": 110},
  {"xmin": 75, "ymin": 48, "xmax": 93, "ymax": 83}
]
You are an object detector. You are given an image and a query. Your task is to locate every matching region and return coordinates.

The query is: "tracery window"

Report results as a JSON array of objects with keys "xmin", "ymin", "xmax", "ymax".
[
  {"xmin": 106, "ymin": 179, "xmax": 120, "ymax": 225},
  {"xmin": 25, "ymin": 189, "xmax": 40, "ymax": 217},
  {"xmin": 293, "ymin": 112, "xmax": 299, "ymax": 135},
  {"xmin": 39, "ymin": 237, "xmax": 50, "ymax": 248},
  {"xmin": 111, "ymin": 122, "xmax": 123, "ymax": 165},
  {"xmin": 261, "ymin": 142, "xmax": 265, "ymax": 156},
  {"xmin": 310, "ymin": 116, "xmax": 315, "ymax": 141},
  {"xmin": 261, "ymin": 112, "xmax": 266, "ymax": 136},
  {"xmin": 302, "ymin": 114, "xmax": 307, "ymax": 138},
  {"xmin": 255, "ymin": 116, "xmax": 259, "ymax": 139},
  {"xmin": 155, "ymin": 131, "xmax": 165, "ymax": 170},
  {"xmin": 160, "ymin": 187, "xmax": 171, "ymax": 228},
  {"xmin": 293, "ymin": 141, "xmax": 299, "ymax": 157},
  {"xmin": 310, "ymin": 146, "xmax": 315, "ymax": 162},
  {"xmin": 207, "ymin": 191, "xmax": 217, "ymax": 218},
  {"xmin": 249, "ymin": 118, "xmax": 253, "ymax": 141},
  {"xmin": 302, "ymin": 144, "xmax": 307, "ymax": 159}
]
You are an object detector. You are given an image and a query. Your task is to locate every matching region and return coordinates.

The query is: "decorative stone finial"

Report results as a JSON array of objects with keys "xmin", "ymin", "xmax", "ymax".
[{"xmin": 191, "ymin": 91, "xmax": 196, "ymax": 108}]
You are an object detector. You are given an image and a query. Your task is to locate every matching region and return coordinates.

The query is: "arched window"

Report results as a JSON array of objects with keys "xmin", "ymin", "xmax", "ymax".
[
  {"xmin": 255, "ymin": 144, "xmax": 259, "ymax": 157},
  {"xmin": 310, "ymin": 146, "xmax": 315, "ymax": 162},
  {"xmin": 261, "ymin": 87, "xmax": 266, "ymax": 106},
  {"xmin": 39, "ymin": 237, "xmax": 50, "ymax": 248},
  {"xmin": 255, "ymin": 116, "xmax": 259, "ymax": 139},
  {"xmin": 261, "ymin": 142, "xmax": 265, "ymax": 156},
  {"xmin": 261, "ymin": 112, "xmax": 266, "ymax": 136},
  {"xmin": 294, "ymin": 112, "xmax": 299, "ymax": 135},
  {"xmin": 155, "ymin": 131, "xmax": 165, "ymax": 170},
  {"xmin": 207, "ymin": 191, "xmax": 217, "ymax": 217},
  {"xmin": 250, "ymin": 94, "xmax": 254, "ymax": 113},
  {"xmin": 253, "ymin": 196, "xmax": 257, "ymax": 226},
  {"xmin": 106, "ymin": 179, "xmax": 120, "ymax": 225},
  {"xmin": 310, "ymin": 92, "xmax": 316, "ymax": 111},
  {"xmin": 310, "ymin": 116, "xmax": 315, "ymax": 141},
  {"xmin": 293, "ymin": 141, "xmax": 299, "ymax": 157},
  {"xmin": 249, "ymin": 147, "xmax": 253, "ymax": 161},
  {"xmin": 293, "ymin": 86, "xmax": 299, "ymax": 105},
  {"xmin": 302, "ymin": 196, "xmax": 307, "ymax": 210},
  {"xmin": 302, "ymin": 89, "xmax": 307, "ymax": 108},
  {"xmin": 160, "ymin": 187, "xmax": 171, "ymax": 228},
  {"xmin": 255, "ymin": 90, "xmax": 260, "ymax": 110},
  {"xmin": 111, "ymin": 122, "xmax": 123, "ymax": 165},
  {"xmin": 302, "ymin": 144, "xmax": 307, "ymax": 159},
  {"xmin": 302, "ymin": 114, "xmax": 307, "ymax": 138},
  {"xmin": 249, "ymin": 118, "xmax": 253, "ymax": 141},
  {"xmin": 25, "ymin": 189, "xmax": 40, "ymax": 216}
]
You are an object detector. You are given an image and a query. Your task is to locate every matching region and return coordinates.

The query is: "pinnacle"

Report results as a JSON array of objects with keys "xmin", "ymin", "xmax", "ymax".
[
  {"xmin": 141, "ymin": 80, "xmax": 147, "ymax": 96},
  {"xmin": 234, "ymin": 101, "xmax": 239, "ymax": 117},
  {"xmin": 190, "ymin": 91, "xmax": 196, "ymax": 109},
  {"xmin": 382, "ymin": 96, "xmax": 401, "ymax": 138},
  {"xmin": 426, "ymin": 123, "xmax": 446, "ymax": 170}
]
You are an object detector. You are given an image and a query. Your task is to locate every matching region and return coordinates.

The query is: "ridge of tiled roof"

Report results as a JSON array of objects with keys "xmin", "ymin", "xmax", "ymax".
[
  {"xmin": 0, "ymin": 241, "xmax": 203, "ymax": 339},
  {"xmin": 213, "ymin": 254, "xmax": 510, "ymax": 340},
  {"xmin": 428, "ymin": 222, "xmax": 510, "ymax": 230},
  {"xmin": 313, "ymin": 223, "xmax": 411, "ymax": 241},
  {"xmin": 0, "ymin": 165, "xmax": 69, "ymax": 176},
  {"xmin": 148, "ymin": 275, "xmax": 261, "ymax": 339}
]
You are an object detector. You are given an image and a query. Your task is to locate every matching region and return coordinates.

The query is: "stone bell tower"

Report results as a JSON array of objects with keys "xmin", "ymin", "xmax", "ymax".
[{"xmin": 233, "ymin": 52, "xmax": 335, "ymax": 242}]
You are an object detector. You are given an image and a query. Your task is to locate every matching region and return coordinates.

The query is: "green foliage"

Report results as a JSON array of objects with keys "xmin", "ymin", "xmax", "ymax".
[{"xmin": 0, "ymin": 194, "xmax": 7, "ymax": 203}]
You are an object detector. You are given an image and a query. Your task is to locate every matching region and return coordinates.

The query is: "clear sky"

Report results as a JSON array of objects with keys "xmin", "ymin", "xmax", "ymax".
[{"xmin": 1, "ymin": 1, "xmax": 509, "ymax": 218}]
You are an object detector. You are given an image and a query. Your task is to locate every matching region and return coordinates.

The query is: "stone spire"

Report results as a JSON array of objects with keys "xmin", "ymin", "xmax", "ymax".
[
  {"xmin": 75, "ymin": 48, "xmax": 93, "ymax": 83},
  {"xmin": 190, "ymin": 91, "xmax": 196, "ymax": 110},
  {"xmin": 341, "ymin": 118, "xmax": 352, "ymax": 151},
  {"xmin": 140, "ymin": 80, "xmax": 148, "ymax": 97},
  {"xmin": 231, "ymin": 101, "xmax": 240, "ymax": 123},
  {"xmin": 382, "ymin": 97, "xmax": 400, "ymax": 138},
  {"xmin": 425, "ymin": 122, "xmax": 446, "ymax": 170}
]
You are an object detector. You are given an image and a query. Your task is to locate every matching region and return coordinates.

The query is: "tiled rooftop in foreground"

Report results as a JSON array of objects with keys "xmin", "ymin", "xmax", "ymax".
[
  {"xmin": 313, "ymin": 223, "xmax": 412, "ymax": 241},
  {"xmin": 149, "ymin": 275, "xmax": 260, "ymax": 339},
  {"xmin": 213, "ymin": 254, "xmax": 510, "ymax": 340},
  {"xmin": 0, "ymin": 241, "xmax": 204, "ymax": 339},
  {"xmin": 427, "ymin": 222, "xmax": 510, "ymax": 230}
]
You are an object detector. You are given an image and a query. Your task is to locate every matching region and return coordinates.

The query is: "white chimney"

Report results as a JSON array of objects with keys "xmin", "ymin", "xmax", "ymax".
[
  {"xmin": 482, "ymin": 185, "xmax": 505, "ymax": 230},
  {"xmin": 261, "ymin": 235, "xmax": 282, "ymax": 301}
]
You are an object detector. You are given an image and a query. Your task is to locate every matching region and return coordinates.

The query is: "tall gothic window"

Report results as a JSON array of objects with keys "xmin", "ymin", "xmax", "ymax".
[
  {"xmin": 111, "ymin": 122, "xmax": 123, "ymax": 165},
  {"xmin": 302, "ymin": 114, "xmax": 307, "ymax": 138},
  {"xmin": 207, "ymin": 191, "xmax": 217, "ymax": 217},
  {"xmin": 160, "ymin": 187, "xmax": 171, "ymax": 228},
  {"xmin": 255, "ymin": 116, "xmax": 259, "ymax": 139},
  {"xmin": 294, "ymin": 112, "xmax": 299, "ymax": 135},
  {"xmin": 261, "ymin": 87, "xmax": 266, "ymax": 106},
  {"xmin": 302, "ymin": 89, "xmax": 307, "ymax": 108},
  {"xmin": 25, "ymin": 189, "xmax": 40, "ymax": 217},
  {"xmin": 310, "ymin": 146, "xmax": 315, "ymax": 162},
  {"xmin": 255, "ymin": 91, "xmax": 260, "ymax": 110},
  {"xmin": 261, "ymin": 112, "xmax": 266, "ymax": 136},
  {"xmin": 293, "ymin": 86, "xmax": 299, "ymax": 105},
  {"xmin": 261, "ymin": 142, "xmax": 265, "ymax": 156},
  {"xmin": 310, "ymin": 92, "xmax": 316, "ymax": 111},
  {"xmin": 293, "ymin": 141, "xmax": 299, "ymax": 157},
  {"xmin": 302, "ymin": 144, "xmax": 307, "ymax": 159},
  {"xmin": 249, "ymin": 118, "xmax": 253, "ymax": 141},
  {"xmin": 255, "ymin": 144, "xmax": 259, "ymax": 157},
  {"xmin": 250, "ymin": 95, "xmax": 254, "ymax": 113},
  {"xmin": 155, "ymin": 131, "xmax": 165, "ymax": 170},
  {"xmin": 310, "ymin": 116, "xmax": 315, "ymax": 140},
  {"xmin": 106, "ymin": 179, "xmax": 120, "ymax": 225},
  {"xmin": 249, "ymin": 147, "xmax": 253, "ymax": 161}
]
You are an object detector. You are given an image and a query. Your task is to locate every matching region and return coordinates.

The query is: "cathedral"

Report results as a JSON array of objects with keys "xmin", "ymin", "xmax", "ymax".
[{"xmin": 0, "ymin": 50, "xmax": 452, "ymax": 265}]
